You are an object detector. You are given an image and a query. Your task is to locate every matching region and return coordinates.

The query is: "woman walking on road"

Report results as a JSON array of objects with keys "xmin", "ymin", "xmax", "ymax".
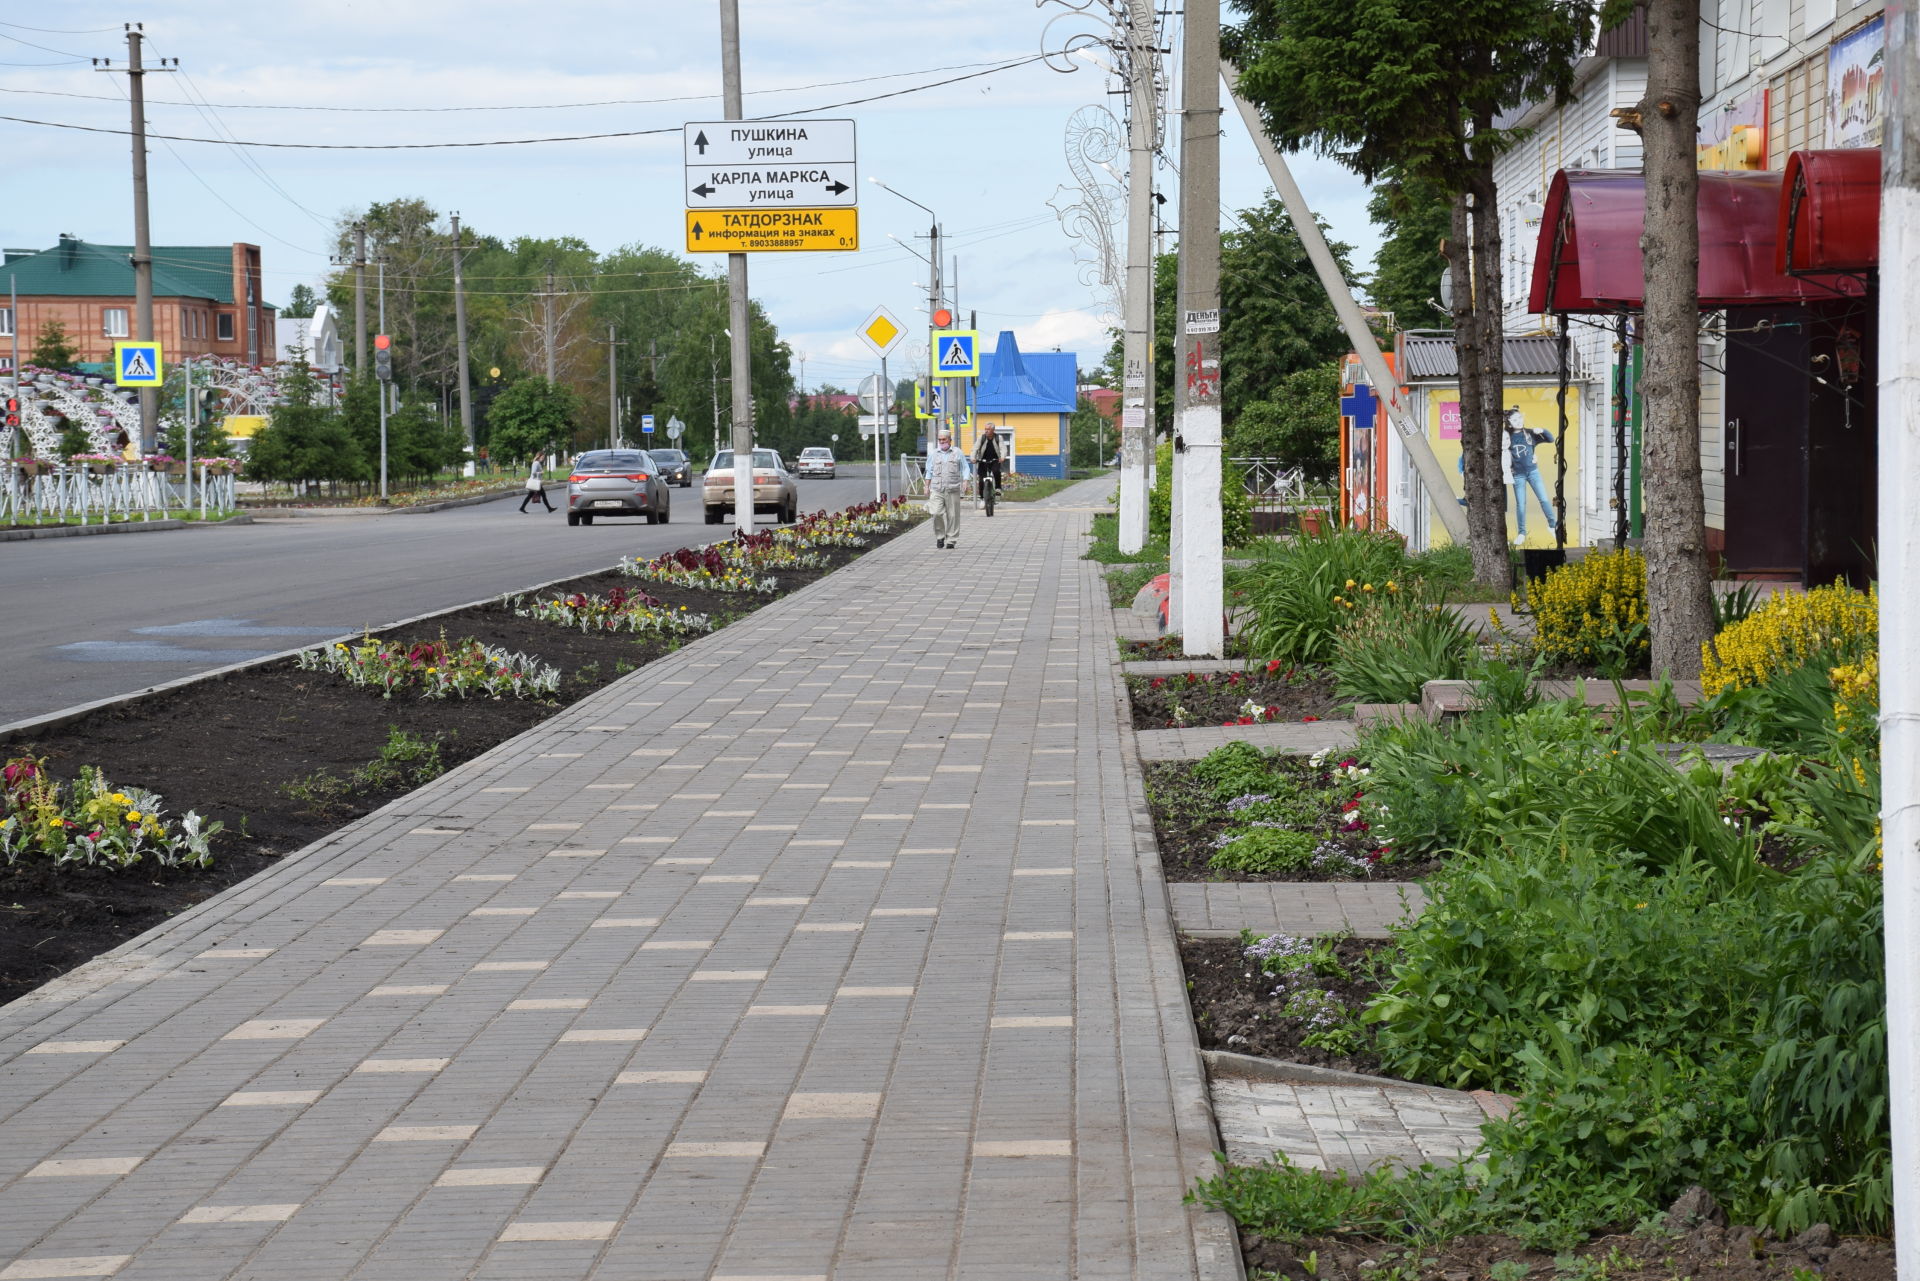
[{"xmin": 520, "ymin": 456, "xmax": 554, "ymax": 513}]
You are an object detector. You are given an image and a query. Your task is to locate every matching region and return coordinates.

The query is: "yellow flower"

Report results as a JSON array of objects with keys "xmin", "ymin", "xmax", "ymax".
[
  {"xmin": 1345, "ymin": 578, "xmax": 1357, "ymax": 589},
  {"xmin": 1362, "ymin": 583, "xmax": 1374, "ymax": 593},
  {"xmin": 110, "ymin": 793, "xmax": 129, "ymax": 805},
  {"xmin": 126, "ymin": 810, "xmax": 143, "ymax": 822},
  {"xmin": 1634, "ymin": 902, "xmax": 1647, "ymax": 910}
]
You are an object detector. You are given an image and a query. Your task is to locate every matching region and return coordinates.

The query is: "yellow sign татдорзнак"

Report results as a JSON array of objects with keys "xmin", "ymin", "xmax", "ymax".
[{"xmin": 685, "ymin": 208, "xmax": 858, "ymax": 253}]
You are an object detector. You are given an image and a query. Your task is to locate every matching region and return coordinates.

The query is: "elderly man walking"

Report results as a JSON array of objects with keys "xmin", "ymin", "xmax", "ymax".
[{"xmin": 926, "ymin": 427, "xmax": 967, "ymax": 549}]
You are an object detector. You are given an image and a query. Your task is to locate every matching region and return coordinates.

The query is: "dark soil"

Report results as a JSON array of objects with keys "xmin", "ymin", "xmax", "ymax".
[
  {"xmin": 0, "ymin": 515, "xmax": 917, "ymax": 1009},
  {"xmin": 1180, "ymin": 934, "xmax": 1397, "ymax": 1076},
  {"xmin": 1241, "ymin": 1218, "xmax": 1891, "ymax": 1281},
  {"xmin": 1145, "ymin": 756, "xmax": 1441, "ymax": 884},
  {"xmin": 1128, "ymin": 667, "xmax": 1345, "ymax": 730}
]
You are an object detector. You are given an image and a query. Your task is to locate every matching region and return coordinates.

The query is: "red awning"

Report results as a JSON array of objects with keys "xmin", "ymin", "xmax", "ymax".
[
  {"xmin": 1528, "ymin": 168, "xmax": 1866, "ymax": 313},
  {"xmin": 1778, "ymin": 148, "xmax": 1880, "ymax": 273}
]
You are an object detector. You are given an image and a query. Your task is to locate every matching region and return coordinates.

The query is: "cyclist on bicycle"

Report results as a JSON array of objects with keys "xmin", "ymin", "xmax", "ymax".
[{"xmin": 973, "ymin": 426, "xmax": 1004, "ymax": 508}]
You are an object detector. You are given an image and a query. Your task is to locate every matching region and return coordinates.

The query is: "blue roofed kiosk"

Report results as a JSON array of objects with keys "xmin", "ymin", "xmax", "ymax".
[{"xmin": 961, "ymin": 329, "xmax": 1076, "ymax": 479}]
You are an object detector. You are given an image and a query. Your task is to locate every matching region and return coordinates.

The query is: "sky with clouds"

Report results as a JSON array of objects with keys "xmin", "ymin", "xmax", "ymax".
[{"xmin": 0, "ymin": 1, "xmax": 1383, "ymax": 391}]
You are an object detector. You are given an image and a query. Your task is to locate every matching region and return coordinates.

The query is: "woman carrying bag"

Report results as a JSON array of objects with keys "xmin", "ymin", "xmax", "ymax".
[{"xmin": 519, "ymin": 455, "xmax": 554, "ymax": 514}]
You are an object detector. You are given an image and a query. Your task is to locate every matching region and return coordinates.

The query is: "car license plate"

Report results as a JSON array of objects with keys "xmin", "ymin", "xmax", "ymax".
[{"xmin": 596, "ymin": 500, "xmax": 623, "ymax": 508}]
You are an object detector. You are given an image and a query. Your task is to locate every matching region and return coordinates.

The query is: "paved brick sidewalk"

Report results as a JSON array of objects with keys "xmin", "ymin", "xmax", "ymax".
[
  {"xmin": 0, "ymin": 509, "xmax": 1235, "ymax": 1281},
  {"xmin": 1167, "ymin": 883, "xmax": 1425, "ymax": 939}
]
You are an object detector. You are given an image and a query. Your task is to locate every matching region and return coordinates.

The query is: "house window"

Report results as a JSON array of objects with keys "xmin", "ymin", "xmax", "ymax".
[
  {"xmin": 216, "ymin": 312, "xmax": 234, "ymax": 341},
  {"xmin": 103, "ymin": 307, "xmax": 129, "ymax": 338},
  {"xmin": 0, "ymin": 308, "xmax": 13, "ymax": 337}
]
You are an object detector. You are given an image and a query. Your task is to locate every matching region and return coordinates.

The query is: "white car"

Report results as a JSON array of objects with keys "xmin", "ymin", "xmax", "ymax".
[{"xmin": 795, "ymin": 447, "xmax": 836, "ymax": 479}]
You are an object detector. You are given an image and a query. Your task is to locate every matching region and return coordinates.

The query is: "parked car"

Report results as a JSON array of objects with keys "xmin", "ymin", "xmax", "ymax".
[
  {"xmin": 703, "ymin": 448, "xmax": 798, "ymax": 524},
  {"xmin": 564, "ymin": 449, "xmax": 672, "ymax": 526},
  {"xmin": 647, "ymin": 447, "xmax": 693, "ymax": 487},
  {"xmin": 795, "ymin": 446, "xmax": 836, "ymax": 479}
]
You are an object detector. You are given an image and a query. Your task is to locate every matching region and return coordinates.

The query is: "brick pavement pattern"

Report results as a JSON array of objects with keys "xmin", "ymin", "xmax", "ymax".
[
  {"xmin": 1208, "ymin": 1077, "xmax": 1485, "ymax": 1175},
  {"xmin": 0, "ymin": 508, "xmax": 1237, "ymax": 1281},
  {"xmin": 1166, "ymin": 883, "xmax": 1425, "ymax": 939}
]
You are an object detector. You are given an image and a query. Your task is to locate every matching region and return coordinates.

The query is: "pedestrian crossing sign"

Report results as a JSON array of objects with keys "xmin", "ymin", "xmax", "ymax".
[
  {"xmin": 932, "ymin": 329, "xmax": 978, "ymax": 378},
  {"xmin": 112, "ymin": 341, "xmax": 163, "ymax": 387}
]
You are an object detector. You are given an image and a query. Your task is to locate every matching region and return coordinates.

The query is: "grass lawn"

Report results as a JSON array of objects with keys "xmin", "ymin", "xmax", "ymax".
[{"xmin": 1000, "ymin": 471, "xmax": 1109, "ymax": 503}]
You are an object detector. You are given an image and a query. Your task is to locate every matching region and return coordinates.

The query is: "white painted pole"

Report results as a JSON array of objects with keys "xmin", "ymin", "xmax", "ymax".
[
  {"xmin": 1175, "ymin": 0, "xmax": 1225, "ymax": 658},
  {"xmin": 1116, "ymin": 0, "xmax": 1158, "ymax": 553},
  {"xmin": 1878, "ymin": 1, "xmax": 1919, "ymax": 1272},
  {"xmin": 1223, "ymin": 63, "xmax": 1470, "ymax": 545}
]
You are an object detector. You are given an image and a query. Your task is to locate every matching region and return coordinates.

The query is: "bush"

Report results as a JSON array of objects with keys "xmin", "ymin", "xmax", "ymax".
[
  {"xmin": 1235, "ymin": 526, "xmax": 1412, "ymax": 664},
  {"xmin": 1701, "ymin": 580, "xmax": 1876, "ymax": 698},
  {"xmin": 1327, "ymin": 583, "xmax": 1476, "ymax": 704},
  {"xmin": 1523, "ymin": 547, "xmax": 1648, "ymax": 675},
  {"xmin": 1149, "ymin": 441, "xmax": 1255, "ymax": 548}
]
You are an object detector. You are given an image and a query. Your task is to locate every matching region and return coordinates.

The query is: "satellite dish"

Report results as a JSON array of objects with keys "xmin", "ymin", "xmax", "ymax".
[{"xmin": 1438, "ymin": 272, "xmax": 1454, "ymax": 312}]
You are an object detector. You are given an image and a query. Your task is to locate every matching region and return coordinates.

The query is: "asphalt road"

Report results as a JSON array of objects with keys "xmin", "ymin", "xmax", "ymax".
[{"xmin": 0, "ymin": 468, "xmax": 889, "ymax": 725}]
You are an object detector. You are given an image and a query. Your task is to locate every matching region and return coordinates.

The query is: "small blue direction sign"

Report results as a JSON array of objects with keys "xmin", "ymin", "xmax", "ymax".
[
  {"xmin": 641, "ymin": 414, "xmax": 656, "ymax": 435},
  {"xmin": 113, "ymin": 341, "xmax": 163, "ymax": 388},
  {"xmin": 932, "ymin": 329, "xmax": 979, "ymax": 378}
]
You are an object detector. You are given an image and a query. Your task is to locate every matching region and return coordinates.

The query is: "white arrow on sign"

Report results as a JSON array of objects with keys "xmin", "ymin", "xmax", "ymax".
[
  {"xmin": 686, "ymin": 162, "xmax": 857, "ymax": 208},
  {"xmin": 683, "ymin": 119, "xmax": 856, "ymax": 168}
]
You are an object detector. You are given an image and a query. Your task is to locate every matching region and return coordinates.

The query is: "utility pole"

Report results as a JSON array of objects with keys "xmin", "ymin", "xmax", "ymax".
[
  {"xmin": 96, "ymin": 26, "xmax": 174, "ymax": 452},
  {"xmin": 710, "ymin": 335, "xmax": 723, "ymax": 461},
  {"xmin": 1173, "ymin": 0, "xmax": 1224, "ymax": 655},
  {"xmin": 450, "ymin": 212, "xmax": 474, "ymax": 476},
  {"xmin": 377, "ymin": 260, "xmax": 388, "ymax": 503},
  {"xmin": 720, "ymin": 0, "xmax": 756, "ymax": 531},
  {"xmin": 541, "ymin": 269, "xmax": 558, "ymax": 383},
  {"xmin": 596, "ymin": 323, "xmax": 627, "ymax": 449},
  {"xmin": 1117, "ymin": 0, "xmax": 1158, "ymax": 553},
  {"xmin": 352, "ymin": 222, "xmax": 368, "ymax": 377},
  {"xmin": 1878, "ymin": 0, "xmax": 1920, "ymax": 1269}
]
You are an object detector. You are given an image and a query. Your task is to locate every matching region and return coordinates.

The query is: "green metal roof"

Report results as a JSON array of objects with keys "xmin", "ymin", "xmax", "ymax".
[{"xmin": 0, "ymin": 239, "xmax": 239, "ymax": 301}]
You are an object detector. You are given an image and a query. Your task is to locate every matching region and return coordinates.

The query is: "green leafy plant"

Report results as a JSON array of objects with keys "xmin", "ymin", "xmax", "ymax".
[
  {"xmin": 0, "ymin": 756, "xmax": 221, "ymax": 869},
  {"xmin": 1212, "ymin": 826, "xmax": 1317, "ymax": 872},
  {"xmin": 296, "ymin": 632, "xmax": 560, "ymax": 700},
  {"xmin": 1328, "ymin": 582, "xmax": 1476, "ymax": 704},
  {"xmin": 1236, "ymin": 526, "xmax": 1412, "ymax": 663}
]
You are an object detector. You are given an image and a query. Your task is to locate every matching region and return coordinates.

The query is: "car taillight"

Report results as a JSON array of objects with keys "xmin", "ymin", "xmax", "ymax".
[
  {"xmin": 625, "ymin": 473, "xmax": 651, "ymax": 482},
  {"xmin": 568, "ymin": 475, "xmax": 587, "ymax": 484}
]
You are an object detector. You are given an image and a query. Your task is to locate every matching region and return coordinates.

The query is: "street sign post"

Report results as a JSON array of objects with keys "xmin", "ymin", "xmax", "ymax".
[
  {"xmin": 112, "ymin": 341, "xmax": 163, "ymax": 388},
  {"xmin": 666, "ymin": 416, "xmax": 684, "ymax": 440},
  {"xmin": 685, "ymin": 209, "xmax": 858, "ymax": 254},
  {"xmin": 641, "ymin": 413, "xmax": 656, "ymax": 436},
  {"xmin": 857, "ymin": 306, "xmax": 905, "ymax": 359}
]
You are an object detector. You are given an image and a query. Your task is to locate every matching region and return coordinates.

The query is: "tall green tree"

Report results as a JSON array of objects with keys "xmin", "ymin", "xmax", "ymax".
[
  {"xmin": 246, "ymin": 358, "xmax": 366, "ymax": 488},
  {"xmin": 1227, "ymin": 0, "xmax": 1593, "ymax": 588},
  {"xmin": 282, "ymin": 284, "xmax": 318, "ymax": 319},
  {"xmin": 1367, "ymin": 174, "xmax": 1453, "ymax": 331},
  {"xmin": 487, "ymin": 377, "xmax": 580, "ymax": 465},
  {"xmin": 29, "ymin": 320, "xmax": 80, "ymax": 373},
  {"xmin": 1226, "ymin": 362, "xmax": 1342, "ymax": 480}
]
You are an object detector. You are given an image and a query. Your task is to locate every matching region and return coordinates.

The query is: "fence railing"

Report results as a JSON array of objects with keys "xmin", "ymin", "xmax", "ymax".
[{"xmin": 3, "ymin": 464, "xmax": 238, "ymax": 525}]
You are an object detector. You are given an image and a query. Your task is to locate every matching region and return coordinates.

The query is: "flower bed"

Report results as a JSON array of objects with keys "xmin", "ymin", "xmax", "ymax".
[
  {"xmin": 1145, "ymin": 742, "xmax": 1430, "ymax": 882},
  {"xmin": 296, "ymin": 634, "xmax": 561, "ymax": 699},
  {"xmin": 620, "ymin": 544, "xmax": 780, "ymax": 593},
  {"xmin": 513, "ymin": 585, "xmax": 713, "ymax": 636},
  {"xmin": 2, "ymin": 757, "xmax": 220, "ymax": 870},
  {"xmin": 1127, "ymin": 662, "xmax": 1343, "ymax": 729},
  {"xmin": 1180, "ymin": 932, "xmax": 1391, "ymax": 1072},
  {"xmin": 620, "ymin": 500, "xmax": 921, "ymax": 592}
]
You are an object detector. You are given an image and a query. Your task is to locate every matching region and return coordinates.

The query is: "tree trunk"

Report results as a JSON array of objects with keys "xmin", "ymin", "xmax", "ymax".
[
  {"xmin": 1450, "ymin": 191, "xmax": 1508, "ymax": 587},
  {"xmin": 1469, "ymin": 155, "xmax": 1513, "ymax": 594},
  {"xmin": 1639, "ymin": 0, "xmax": 1715, "ymax": 678}
]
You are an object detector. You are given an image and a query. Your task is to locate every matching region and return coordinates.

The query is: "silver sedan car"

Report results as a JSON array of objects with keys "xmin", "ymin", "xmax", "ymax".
[{"xmin": 565, "ymin": 449, "xmax": 673, "ymax": 526}]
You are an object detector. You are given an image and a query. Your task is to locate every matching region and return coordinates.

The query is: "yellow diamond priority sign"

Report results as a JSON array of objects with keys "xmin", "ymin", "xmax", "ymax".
[
  {"xmin": 685, "ymin": 207, "xmax": 858, "ymax": 254},
  {"xmin": 857, "ymin": 306, "xmax": 904, "ymax": 358}
]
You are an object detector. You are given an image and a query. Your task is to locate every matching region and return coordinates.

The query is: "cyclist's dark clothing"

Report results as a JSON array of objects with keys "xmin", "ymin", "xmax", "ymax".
[{"xmin": 975, "ymin": 434, "xmax": 1003, "ymax": 490}]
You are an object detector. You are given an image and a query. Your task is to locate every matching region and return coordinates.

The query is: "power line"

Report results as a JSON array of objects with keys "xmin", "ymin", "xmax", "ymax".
[
  {"xmin": 0, "ymin": 54, "xmax": 1051, "ymax": 148},
  {"xmin": 0, "ymin": 55, "xmax": 1036, "ymax": 113},
  {"xmin": 0, "ymin": 19, "xmax": 122, "ymax": 34},
  {"xmin": 0, "ymin": 28, "xmax": 89, "ymax": 58}
]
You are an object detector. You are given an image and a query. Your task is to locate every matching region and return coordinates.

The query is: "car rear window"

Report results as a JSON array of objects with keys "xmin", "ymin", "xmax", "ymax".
[
  {"xmin": 802, "ymin": 449, "xmax": 831, "ymax": 458},
  {"xmin": 649, "ymin": 450, "xmax": 686, "ymax": 463},
  {"xmin": 712, "ymin": 451, "xmax": 781, "ymax": 470},
  {"xmin": 576, "ymin": 452, "xmax": 651, "ymax": 471}
]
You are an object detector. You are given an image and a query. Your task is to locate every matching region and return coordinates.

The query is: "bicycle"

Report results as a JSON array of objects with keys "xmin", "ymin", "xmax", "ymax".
[{"xmin": 978, "ymin": 471, "xmax": 996, "ymax": 516}]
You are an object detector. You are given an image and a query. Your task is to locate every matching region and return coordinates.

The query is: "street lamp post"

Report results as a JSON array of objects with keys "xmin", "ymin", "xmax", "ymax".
[{"xmin": 870, "ymin": 178, "xmax": 944, "ymax": 449}]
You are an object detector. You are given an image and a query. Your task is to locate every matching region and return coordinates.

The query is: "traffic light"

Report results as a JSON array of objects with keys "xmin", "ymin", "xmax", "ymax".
[
  {"xmin": 374, "ymin": 333, "xmax": 392, "ymax": 382},
  {"xmin": 4, "ymin": 398, "xmax": 17, "ymax": 429}
]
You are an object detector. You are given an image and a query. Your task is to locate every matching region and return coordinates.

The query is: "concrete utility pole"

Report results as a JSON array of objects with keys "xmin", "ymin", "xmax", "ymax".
[
  {"xmin": 1878, "ymin": 2, "xmax": 1919, "ymax": 1270},
  {"xmin": 352, "ymin": 222, "xmax": 367, "ymax": 377},
  {"xmin": 540, "ymin": 269, "xmax": 559, "ymax": 383},
  {"xmin": 1223, "ymin": 66, "xmax": 1470, "ymax": 545},
  {"xmin": 377, "ymin": 260, "xmax": 388, "ymax": 503},
  {"xmin": 719, "ymin": 0, "xmax": 757, "ymax": 532},
  {"xmin": 710, "ymin": 336, "xmax": 723, "ymax": 461},
  {"xmin": 1173, "ymin": 0, "xmax": 1225, "ymax": 656},
  {"xmin": 450, "ymin": 212, "xmax": 474, "ymax": 476},
  {"xmin": 1117, "ymin": 0, "xmax": 1158, "ymax": 553},
  {"xmin": 117, "ymin": 25, "xmax": 170, "ymax": 452},
  {"xmin": 596, "ymin": 323, "xmax": 627, "ymax": 449}
]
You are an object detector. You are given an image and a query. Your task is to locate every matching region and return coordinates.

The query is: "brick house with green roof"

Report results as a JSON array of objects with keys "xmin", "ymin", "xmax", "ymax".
[{"xmin": 0, "ymin": 234, "xmax": 274, "ymax": 370}]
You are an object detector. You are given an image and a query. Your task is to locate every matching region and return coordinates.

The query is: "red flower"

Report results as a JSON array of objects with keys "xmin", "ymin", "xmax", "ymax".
[
  {"xmin": 1302, "ymin": 715, "xmax": 1320, "ymax": 722},
  {"xmin": 1265, "ymin": 659, "xmax": 1282, "ymax": 674},
  {"xmin": 1237, "ymin": 716, "xmax": 1255, "ymax": 725},
  {"xmin": 1151, "ymin": 677, "xmax": 1166, "ymax": 689},
  {"xmin": 1265, "ymin": 705, "xmax": 1281, "ymax": 719}
]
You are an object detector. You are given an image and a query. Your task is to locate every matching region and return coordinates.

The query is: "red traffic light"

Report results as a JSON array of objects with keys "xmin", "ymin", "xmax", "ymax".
[
  {"xmin": 932, "ymin": 308, "xmax": 954, "ymax": 328},
  {"xmin": 374, "ymin": 334, "xmax": 391, "ymax": 350}
]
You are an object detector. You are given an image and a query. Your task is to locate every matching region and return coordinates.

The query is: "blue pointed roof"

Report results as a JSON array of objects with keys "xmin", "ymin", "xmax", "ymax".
[{"xmin": 976, "ymin": 330, "xmax": 1075, "ymax": 413}]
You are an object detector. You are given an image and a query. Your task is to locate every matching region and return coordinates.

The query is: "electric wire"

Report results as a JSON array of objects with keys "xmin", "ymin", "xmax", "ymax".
[
  {"xmin": 0, "ymin": 29, "xmax": 89, "ymax": 58},
  {"xmin": 0, "ymin": 19, "xmax": 122, "ymax": 34}
]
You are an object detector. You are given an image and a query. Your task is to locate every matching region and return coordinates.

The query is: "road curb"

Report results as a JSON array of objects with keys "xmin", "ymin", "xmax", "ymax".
[
  {"xmin": 241, "ymin": 483, "xmax": 546, "ymax": 519},
  {"xmin": 0, "ymin": 513, "xmax": 252, "ymax": 542}
]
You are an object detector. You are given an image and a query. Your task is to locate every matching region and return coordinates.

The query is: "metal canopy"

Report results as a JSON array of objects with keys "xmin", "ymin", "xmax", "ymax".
[{"xmin": 1778, "ymin": 148, "xmax": 1882, "ymax": 274}]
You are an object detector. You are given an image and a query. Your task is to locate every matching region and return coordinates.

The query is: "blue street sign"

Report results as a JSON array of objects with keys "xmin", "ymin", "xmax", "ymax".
[
  {"xmin": 641, "ymin": 414, "xmax": 656, "ymax": 435},
  {"xmin": 933, "ymin": 329, "xmax": 979, "ymax": 378},
  {"xmin": 113, "ymin": 341, "xmax": 163, "ymax": 388}
]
